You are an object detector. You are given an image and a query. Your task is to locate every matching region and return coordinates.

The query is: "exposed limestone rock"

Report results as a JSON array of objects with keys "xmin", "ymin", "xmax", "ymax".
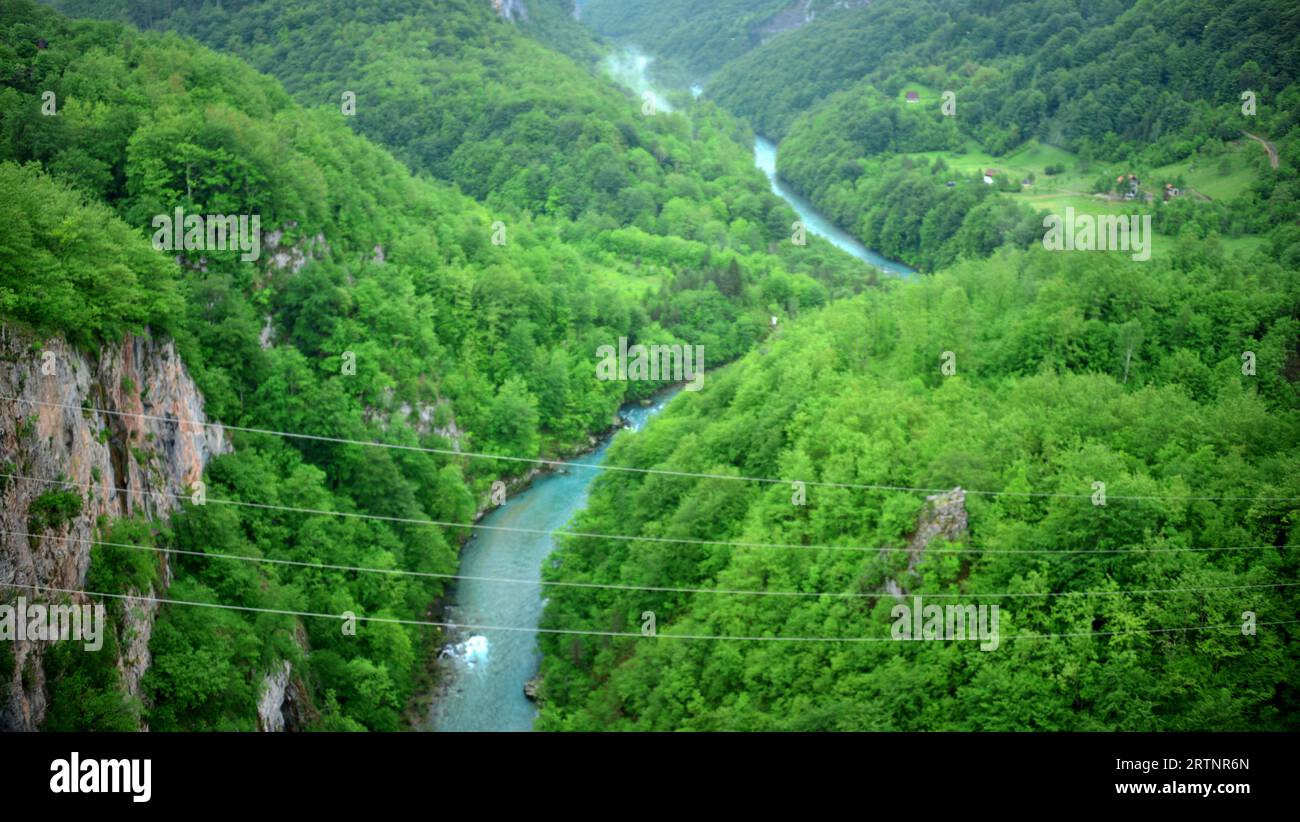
[
  {"xmin": 491, "ymin": 0, "xmax": 529, "ymax": 22},
  {"xmin": 883, "ymin": 487, "xmax": 967, "ymax": 598},
  {"xmin": 116, "ymin": 594, "xmax": 159, "ymax": 723},
  {"xmin": 429, "ymin": 403, "xmax": 464, "ymax": 452},
  {"xmin": 0, "ymin": 325, "xmax": 229, "ymax": 730},
  {"xmin": 757, "ymin": 0, "xmax": 870, "ymax": 41},
  {"xmin": 365, "ymin": 389, "xmax": 463, "ymax": 451},
  {"xmin": 261, "ymin": 225, "xmax": 329, "ymax": 276},
  {"xmin": 397, "ymin": 401, "xmax": 437, "ymax": 435},
  {"xmin": 259, "ymin": 314, "xmax": 276, "ymax": 350},
  {"xmin": 257, "ymin": 660, "xmax": 292, "ymax": 732},
  {"xmin": 255, "ymin": 625, "xmax": 315, "ymax": 732}
]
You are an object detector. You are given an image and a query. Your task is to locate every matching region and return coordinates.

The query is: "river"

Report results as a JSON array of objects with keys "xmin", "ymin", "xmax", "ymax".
[
  {"xmin": 427, "ymin": 48, "xmax": 914, "ymax": 733},
  {"xmin": 754, "ymin": 136, "xmax": 916, "ymax": 278},
  {"xmin": 427, "ymin": 393, "xmax": 676, "ymax": 732},
  {"xmin": 633, "ymin": 49, "xmax": 913, "ymax": 276}
]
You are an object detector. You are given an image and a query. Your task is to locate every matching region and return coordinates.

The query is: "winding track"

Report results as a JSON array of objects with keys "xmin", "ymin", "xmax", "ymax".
[{"xmin": 1241, "ymin": 130, "xmax": 1279, "ymax": 170}]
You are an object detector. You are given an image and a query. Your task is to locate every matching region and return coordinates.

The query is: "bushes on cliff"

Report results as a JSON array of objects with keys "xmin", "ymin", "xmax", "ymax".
[
  {"xmin": 26, "ymin": 487, "xmax": 84, "ymax": 535},
  {"xmin": 0, "ymin": 0, "xmax": 881, "ymax": 730},
  {"xmin": 40, "ymin": 618, "xmax": 140, "ymax": 732}
]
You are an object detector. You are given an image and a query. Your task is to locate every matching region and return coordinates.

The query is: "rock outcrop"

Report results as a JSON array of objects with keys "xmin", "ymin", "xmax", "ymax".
[
  {"xmin": 491, "ymin": 0, "xmax": 529, "ymax": 22},
  {"xmin": 757, "ymin": 0, "xmax": 870, "ymax": 41},
  {"xmin": 365, "ymin": 388, "xmax": 464, "ymax": 451},
  {"xmin": 261, "ymin": 225, "xmax": 329, "ymax": 277},
  {"xmin": 257, "ymin": 661, "xmax": 293, "ymax": 732},
  {"xmin": 0, "ymin": 325, "xmax": 229, "ymax": 730},
  {"xmin": 883, "ymin": 487, "xmax": 967, "ymax": 598}
]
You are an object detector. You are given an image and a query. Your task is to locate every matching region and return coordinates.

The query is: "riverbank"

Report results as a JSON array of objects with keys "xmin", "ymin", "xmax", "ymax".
[
  {"xmin": 421, "ymin": 386, "xmax": 682, "ymax": 731},
  {"xmin": 754, "ymin": 136, "xmax": 917, "ymax": 278},
  {"xmin": 604, "ymin": 45, "xmax": 915, "ymax": 278},
  {"xmin": 403, "ymin": 399, "xmax": 641, "ymax": 725},
  {"xmin": 403, "ymin": 393, "xmax": 650, "ymax": 726}
]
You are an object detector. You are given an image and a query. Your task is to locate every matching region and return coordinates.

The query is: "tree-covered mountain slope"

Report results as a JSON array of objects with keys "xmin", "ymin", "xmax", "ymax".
[
  {"xmin": 44, "ymin": 0, "xmax": 885, "ymax": 309},
  {"xmin": 708, "ymin": 0, "xmax": 1300, "ymax": 143},
  {"xmin": 0, "ymin": 0, "xmax": 872, "ymax": 729},
  {"xmin": 5, "ymin": 0, "xmax": 1295, "ymax": 737},
  {"xmin": 682, "ymin": 0, "xmax": 1300, "ymax": 270},
  {"xmin": 537, "ymin": 241, "xmax": 1300, "ymax": 730},
  {"xmin": 47, "ymin": 0, "xmax": 805, "ymax": 231},
  {"xmin": 579, "ymin": 0, "xmax": 796, "ymax": 78}
]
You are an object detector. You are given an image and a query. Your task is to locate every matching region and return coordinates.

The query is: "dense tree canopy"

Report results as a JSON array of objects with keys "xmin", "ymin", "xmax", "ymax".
[
  {"xmin": 4, "ymin": 0, "xmax": 1296, "ymax": 733},
  {"xmin": 538, "ymin": 242, "xmax": 1300, "ymax": 730},
  {"xmin": 697, "ymin": 0, "xmax": 1300, "ymax": 268},
  {"xmin": 581, "ymin": 0, "xmax": 795, "ymax": 77},
  {"xmin": 1, "ymin": 0, "xmax": 874, "ymax": 730}
]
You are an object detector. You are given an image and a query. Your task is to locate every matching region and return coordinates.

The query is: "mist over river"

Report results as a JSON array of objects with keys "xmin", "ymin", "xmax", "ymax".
[{"xmin": 608, "ymin": 47, "xmax": 913, "ymax": 277}]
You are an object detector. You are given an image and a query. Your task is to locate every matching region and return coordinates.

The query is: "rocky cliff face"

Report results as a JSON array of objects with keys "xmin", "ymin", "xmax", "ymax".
[
  {"xmin": 255, "ymin": 659, "xmax": 312, "ymax": 732},
  {"xmin": 757, "ymin": 0, "xmax": 871, "ymax": 41},
  {"xmin": 883, "ymin": 487, "xmax": 968, "ymax": 598},
  {"xmin": 491, "ymin": 0, "xmax": 530, "ymax": 22},
  {"xmin": 0, "ymin": 324, "xmax": 229, "ymax": 731}
]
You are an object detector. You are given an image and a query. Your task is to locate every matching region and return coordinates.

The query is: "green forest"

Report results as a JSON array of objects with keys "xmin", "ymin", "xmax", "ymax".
[
  {"xmin": 589, "ymin": 0, "xmax": 1300, "ymax": 272},
  {"xmin": 579, "ymin": 0, "xmax": 795, "ymax": 77},
  {"xmin": 0, "ymin": 0, "xmax": 867, "ymax": 730},
  {"xmin": 0, "ymin": 0, "xmax": 1296, "ymax": 733},
  {"xmin": 537, "ymin": 242, "xmax": 1299, "ymax": 729}
]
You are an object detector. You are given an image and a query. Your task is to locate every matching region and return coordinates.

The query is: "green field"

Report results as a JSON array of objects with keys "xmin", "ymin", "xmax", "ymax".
[
  {"xmin": 909, "ymin": 136, "xmax": 1265, "ymax": 218},
  {"xmin": 908, "ymin": 137, "xmax": 1273, "ymax": 261},
  {"xmin": 597, "ymin": 265, "xmax": 662, "ymax": 298},
  {"xmin": 1149, "ymin": 139, "xmax": 1262, "ymax": 201},
  {"xmin": 913, "ymin": 140, "xmax": 1079, "ymax": 184},
  {"xmin": 897, "ymin": 83, "xmax": 941, "ymax": 104}
]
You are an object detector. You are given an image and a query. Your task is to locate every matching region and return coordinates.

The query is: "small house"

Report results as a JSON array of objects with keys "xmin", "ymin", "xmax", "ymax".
[{"xmin": 905, "ymin": 91, "xmax": 920, "ymax": 103}]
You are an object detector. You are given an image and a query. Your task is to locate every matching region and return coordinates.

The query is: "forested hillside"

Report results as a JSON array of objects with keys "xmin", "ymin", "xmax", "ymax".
[
  {"xmin": 537, "ymin": 241, "xmax": 1300, "ymax": 730},
  {"xmin": 3, "ymin": 0, "xmax": 1296, "ymax": 737},
  {"xmin": 695, "ymin": 0, "xmax": 1300, "ymax": 270},
  {"xmin": 579, "ymin": 0, "xmax": 793, "ymax": 77},
  {"xmin": 46, "ymin": 0, "xmax": 879, "ymax": 310},
  {"xmin": 50, "ymin": 0, "xmax": 789, "ymax": 227},
  {"xmin": 1, "ymin": 0, "xmax": 871, "ymax": 729},
  {"xmin": 709, "ymin": 0, "xmax": 1300, "ymax": 143}
]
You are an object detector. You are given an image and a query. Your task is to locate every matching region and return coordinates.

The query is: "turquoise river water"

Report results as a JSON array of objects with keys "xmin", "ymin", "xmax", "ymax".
[{"xmin": 428, "ymin": 55, "xmax": 915, "ymax": 732}]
